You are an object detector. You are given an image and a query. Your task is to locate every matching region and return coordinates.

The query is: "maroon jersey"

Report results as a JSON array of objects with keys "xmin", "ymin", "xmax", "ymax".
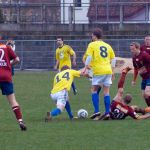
[
  {"xmin": 0, "ymin": 44, "xmax": 17, "ymax": 82},
  {"xmin": 140, "ymin": 44, "xmax": 150, "ymax": 55},
  {"xmin": 110, "ymin": 100, "xmax": 139, "ymax": 119},
  {"xmin": 132, "ymin": 51, "xmax": 150, "ymax": 80}
]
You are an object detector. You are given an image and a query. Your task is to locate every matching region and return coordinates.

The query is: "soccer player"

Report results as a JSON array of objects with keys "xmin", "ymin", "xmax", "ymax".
[
  {"xmin": 83, "ymin": 28, "xmax": 116, "ymax": 119},
  {"xmin": 0, "ymin": 43, "xmax": 27, "ymax": 131},
  {"xmin": 45, "ymin": 65, "xmax": 86, "ymax": 121},
  {"xmin": 130, "ymin": 42, "xmax": 150, "ymax": 106},
  {"xmin": 140, "ymin": 35, "xmax": 150, "ymax": 54},
  {"xmin": 54, "ymin": 37, "xmax": 77, "ymax": 95},
  {"xmin": 96, "ymin": 67, "xmax": 150, "ymax": 120}
]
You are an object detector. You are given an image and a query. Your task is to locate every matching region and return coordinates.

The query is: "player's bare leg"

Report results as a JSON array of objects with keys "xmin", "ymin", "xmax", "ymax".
[{"xmin": 6, "ymin": 94, "xmax": 27, "ymax": 131}]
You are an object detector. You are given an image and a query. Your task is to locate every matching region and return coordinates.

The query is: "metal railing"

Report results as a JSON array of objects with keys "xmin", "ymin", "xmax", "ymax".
[
  {"xmin": 4, "ymin": 39, "xmax": 143, "ymax": 70},
  {"xmin": 0, "ymin": 2, "xmax": 150, "ymax": 24}
]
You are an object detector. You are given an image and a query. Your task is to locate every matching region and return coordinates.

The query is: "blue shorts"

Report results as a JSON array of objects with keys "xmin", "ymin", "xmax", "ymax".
[
  {"xmin": 141, "ymin": 78, "xmax": 150, "ymax": 90},
  {"xmin": 0, "ymin": 82, "xmax": 14, "ymax": 95}
]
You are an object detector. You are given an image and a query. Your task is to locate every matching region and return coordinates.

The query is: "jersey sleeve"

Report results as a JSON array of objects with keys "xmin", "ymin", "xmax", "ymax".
[
  {"xmin": 56, "ymin": 49, "xmax": 59, "ymax": 60},
  {"xmin": 127, "ymin": 106, "xmax": 140, "ymax": 119},
  {"xmin": 68, "ymin": 46, "xmax": 75, "ymax": 56},
  {"xmin": 7, "ymin": 46, "xmax": 17, "ymax": 60},
  {"xmin": 82, "ymin": 52, "xmax": 87, "ymax": 62},
  {"xmin": 109, "ymin": 46, "xmax": 115, "ymax": 59},
  {"xmin": 86, "ymin": 43, "xmax": 93, "ymax": 57}
]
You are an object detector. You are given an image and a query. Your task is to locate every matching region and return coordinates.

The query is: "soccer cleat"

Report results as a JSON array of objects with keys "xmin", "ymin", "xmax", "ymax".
[
  {"xmin": 19, "ymin": 121, "xmax": 27, "ymax": 131},
  {"xmin": 45, "ymin": 112, "xmax": 52, "ymax": 122},
  {"xmin": 90, "ymin": 112, "xmax": 101, "ymax": 119},
  {"xmin": 122, "ymin": 66, "xmax": 132, "ymax": 74},
  {"xmin": 98, "ymin": 113, "xmax": 110, "ymax": 120},
  {"xmin": 73, "ymin": 89, "xmax": 78, "ymax": 95}
]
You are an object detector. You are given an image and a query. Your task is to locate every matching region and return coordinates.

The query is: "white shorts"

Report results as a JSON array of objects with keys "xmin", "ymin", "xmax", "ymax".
[
  {"xmin": 92, "ymin": 75, "xmax": 112, "ymax": 87},
  {"xmin": 50, "ymin": 89, "xmax": 68, "ymax": 107},
  {"xmin": 88, "ymin": 69, "xmax": 93, "ymax": 78}
]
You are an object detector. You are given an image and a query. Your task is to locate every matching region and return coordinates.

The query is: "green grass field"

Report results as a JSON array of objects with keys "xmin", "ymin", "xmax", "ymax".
[{"xmin": 0, "ymin": 71, "xmax": 150, "ymax": 150}]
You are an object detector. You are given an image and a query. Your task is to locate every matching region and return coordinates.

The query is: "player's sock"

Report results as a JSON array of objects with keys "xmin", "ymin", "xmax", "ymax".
[
  {"xmin": 65, "ymin": 101, "xmax": 73, "ymax": 119},
  {"xmin": 104, "ymin": 95, "xmax": 111, "ymax": 114},
  {"xmin": 51, "ymin": 108, "xmax": 61, "ymax": 117},
  {"xmin": 92, "ymin": 92, "xmax": 99, "ymax": 113},
  {"xmin": 118, "ymin": 72, "xmax": 127, "ymax": 88},
  {"xmin": 72, "ymin": 82, "xmax": 77, "ymax": 95},
  {"xmin": 145, "ymin": 96, "xmax": 150, "ymax": 106},
  {"xmin": 12, "ymin": 106, "xmax": 23, "ymax": 122}
]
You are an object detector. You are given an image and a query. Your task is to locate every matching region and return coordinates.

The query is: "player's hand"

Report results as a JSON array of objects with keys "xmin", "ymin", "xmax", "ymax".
[{"xmin": 131, "ymin": 81, "xmax": 136, "ymax": 86}]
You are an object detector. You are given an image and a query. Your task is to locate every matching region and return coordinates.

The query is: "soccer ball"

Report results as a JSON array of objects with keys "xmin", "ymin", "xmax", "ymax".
[{"xmin": 77, "ymin": 109, "xmax": 88, "ymax": 118}]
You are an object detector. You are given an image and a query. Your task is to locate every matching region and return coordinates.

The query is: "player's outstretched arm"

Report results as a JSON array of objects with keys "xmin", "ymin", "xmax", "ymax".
[
  {"xmin": 54, "ymin": 60, "xmax": 59, "ymax": 70},
  {"xmin": 132, "ymin": 68, "xmax": 138, "ymax": 86},
  {"xmin": 137, "ymin": 113, "xmax": 150, "ymax": 120},
  {"xmin": 11, "ymin": 57, "xmax": 20, "ymax": 66},
  {"xmin": 72, "ymin": 53, "xmax": 77, "ymax": 67}
]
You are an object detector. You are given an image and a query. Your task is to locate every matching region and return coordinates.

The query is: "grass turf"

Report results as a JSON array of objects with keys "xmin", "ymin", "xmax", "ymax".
[{"xmin": 0, "ymin": 71, "xmax": 150, "ymax": 150}]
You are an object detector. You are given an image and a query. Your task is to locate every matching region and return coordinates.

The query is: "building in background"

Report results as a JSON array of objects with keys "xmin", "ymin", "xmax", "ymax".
[{"xmin": 61, "ymin": 0, "xmax": 90, "ymax": 24}]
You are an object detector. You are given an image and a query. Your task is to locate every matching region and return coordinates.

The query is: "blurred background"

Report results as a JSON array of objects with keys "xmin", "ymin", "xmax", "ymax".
[{"xmin": 0, "ymin": 0, "xmax": 149, "ymax": 70}]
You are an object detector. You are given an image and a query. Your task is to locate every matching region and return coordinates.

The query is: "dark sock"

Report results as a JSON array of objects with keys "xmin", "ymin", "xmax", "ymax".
[
  {"xmin": 12, "ymin": 106, "xmax": 23, "ymax": 122},
  {"xmin": 118, "ymin": 72, "xmax": 127, "ymax": 89},
  {"xmin": 65, "ymin": 101, "xmax": 73, "ymax": 119}
]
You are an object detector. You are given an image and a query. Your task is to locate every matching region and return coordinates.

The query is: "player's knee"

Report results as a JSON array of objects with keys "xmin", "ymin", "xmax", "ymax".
[
  {"xmin": 57, "ymin": 104, "xmax": 65, "ymax": 112},
  {"xmin": 91, "ymin": 86, "xmax": 100, "ymax": 93}
]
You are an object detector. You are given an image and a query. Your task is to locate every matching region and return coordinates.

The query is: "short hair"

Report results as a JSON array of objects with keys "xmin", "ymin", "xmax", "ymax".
[
  {"xmin": 57, "ymin": 37, "xmax": 63, "ymax": 41},
  {"xmin": 123, "ymin": 94, "xmax": 132, "ymax": 104},
  {"xmin": 92, "ymin": 28, "xmax": 103, "ymax": 39},
  {"xmin": 61, "ymin": 65, "xmax": 70, "ymax": 71},
  {"xmin": 130, "ymin": 42, "xmax": 140, "ymax": 49}
]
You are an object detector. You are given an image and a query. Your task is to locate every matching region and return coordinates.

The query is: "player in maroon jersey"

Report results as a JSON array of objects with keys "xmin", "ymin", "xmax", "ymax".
[
  {"xmin": 96, "ymin": 67, "xmax": 150, "ymax": 120},
  {"xmin": 140, "ymin": 35, "xmax": 150, "ymax": 54},
  {"xmin": 130, "ymin": 42, "xmax": 150, "ymax": 106},
  {"xmin": 0, "ymin": 43, "xmax": 27, "ymax": 131}
]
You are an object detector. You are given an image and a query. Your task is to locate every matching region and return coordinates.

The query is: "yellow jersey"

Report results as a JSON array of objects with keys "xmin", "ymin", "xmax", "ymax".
[
  {"xmin": 83, "ymin": 51, "xmax": 94, "ymax": 68},
  {"xmin": 51, "ymin": 69, "xmax": 80, "ymax": 94},
  {"xmin": 86, "ymin": 40, "xmax": 115, "ymax": 75},
  {"xmin": 56, "ymin": 44, "xmax": 75, "ymax": 70}
]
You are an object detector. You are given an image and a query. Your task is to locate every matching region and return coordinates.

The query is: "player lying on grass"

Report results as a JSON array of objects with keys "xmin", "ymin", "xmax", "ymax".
[
  {"xmin": 96, "ymin": 67, "xmax": 150, "ymax": 120},
  {"xmin": 45, "ymin": 65, "xmax": 87, "ymax": 121}
]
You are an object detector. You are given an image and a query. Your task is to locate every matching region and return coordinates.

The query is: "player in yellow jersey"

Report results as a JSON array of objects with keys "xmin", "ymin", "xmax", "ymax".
[
  {"xmin": 83, "ymin": 28, "xmax": 116, "ymax": 119},
  {"xmin": 54, "ymin": 37, "xmax": 77, "ymax": 95},
  {"xmin": 45, "ymin": 66, "xmax": 86, "ymax": 121}
]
